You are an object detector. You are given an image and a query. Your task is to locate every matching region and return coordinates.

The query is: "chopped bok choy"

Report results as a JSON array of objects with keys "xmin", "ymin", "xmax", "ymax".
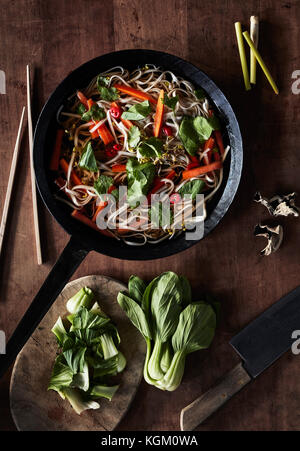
[{"xmin": 48, "ymin": 286, "xmax": 126, "ymax": 414}]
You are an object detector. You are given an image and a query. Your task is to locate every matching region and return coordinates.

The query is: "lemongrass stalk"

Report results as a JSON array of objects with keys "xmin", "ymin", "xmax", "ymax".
[
  {"xmin": 234, "ymin": 22, "xmax": 251, "ymax": 91},
  {"xmin": 243, "ymin": 31, "xmax": 279, "ymax": 94},
  {"xmin": 250, "ymin": 16, "xmax": 259, "ymax": 84}
]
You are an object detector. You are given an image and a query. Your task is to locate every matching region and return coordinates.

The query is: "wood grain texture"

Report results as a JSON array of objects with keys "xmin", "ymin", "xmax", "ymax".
[
  {"xmin": 10, "ymin": 275, "xmax": 145, "ymax": 431},
  {"xmin": 0, "ymin": 0, "xmax": 300, "ymax": 431},
  {"xmin": 180, "ymin": 362, "xmax": 251, "ymax": 431}
]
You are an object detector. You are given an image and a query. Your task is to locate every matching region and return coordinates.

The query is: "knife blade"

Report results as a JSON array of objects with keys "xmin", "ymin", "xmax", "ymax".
[{"xmin": 180, "ymin": 286, "xmax": 300, "ymax": 431}]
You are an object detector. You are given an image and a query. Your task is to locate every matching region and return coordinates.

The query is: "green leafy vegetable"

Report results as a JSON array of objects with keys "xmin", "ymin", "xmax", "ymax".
[
  {"xmin": 179, "ymin": 115, "xmax": 220, "ymax": 156},
  {"xmin": 97, "ymin": 76, "xmax": 119, "ymax": 101},
  {"xmin": 194, "ymin": 88, "xmax": 206, "ymax": 100},
  {"xmin": 48, "ymin": 286, "xmax": 126, "ymax": 414},
  {"xmin": 178, "ymin": 179, "xmax": 205, "ymax": 200},
  {"xmin": 126, "ymin": 158, "xmax": 155, "ymax": 207},
  {"xmin": 128, "ymin": 125, "xmax": 141, "ymax": 148},
  {"xmin": 66, "ymin": 287, "xmax": 94, "ymax": 314},
  {"xmin": 117, "ymin": 272, "xmax": 217, "ymax": 391},
  {"xmin": 77, "ymin": 103, "xmax": 86, "ymax": 115},
  {"xmin": 128, "ymin": 275, "xmax": 147, "ymax": 304},
  {"xmin": 78, "ymin": 142, "xmax": 98, "ymax": 172},
  {"xmin": 138, "ymin": 137, "xmax": 164, "ymax": 159},
  {"xmin": 81, "ymin": 104, "xmax": 106, "ymax": 122},
  {"xmin": 162, "ymin": 93, "xmax": 178, "ymax": 111},
  {"xmin": 121, "ymin": 100, "xmax": 152, "ymax": 121}
]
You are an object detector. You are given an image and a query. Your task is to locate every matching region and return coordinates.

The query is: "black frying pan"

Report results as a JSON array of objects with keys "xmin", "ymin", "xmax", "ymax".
[{"xmin": 0, "ymin": 50, "xmax": 242, "ymax": 378}]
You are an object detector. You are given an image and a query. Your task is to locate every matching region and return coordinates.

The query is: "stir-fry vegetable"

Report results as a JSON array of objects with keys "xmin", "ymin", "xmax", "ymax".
[
  {"xmin": 53, "ymin": 66, "xmax": 229, "ymax": 246},
  {"xmin": 117, "ymin": 272, "xmax": 217, "ymax": 391},
  {"xmin": 48, "ymin": 286, "xmax": 126, "ymax": 415}
]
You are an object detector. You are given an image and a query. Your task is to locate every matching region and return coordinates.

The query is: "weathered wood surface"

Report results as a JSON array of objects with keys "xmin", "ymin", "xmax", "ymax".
[
  {"xmin": 9, "ymin": 275, "xmax": 145, "ymax": 431},
  {"xmin": 1, "ymin": 0, "xmax": 300, "ymax": 431}
]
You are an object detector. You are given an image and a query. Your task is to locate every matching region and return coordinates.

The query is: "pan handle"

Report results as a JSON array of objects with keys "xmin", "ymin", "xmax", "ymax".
[{"xmin": 0, "ymin": 236, "xmax": 90, "ymax": 379}]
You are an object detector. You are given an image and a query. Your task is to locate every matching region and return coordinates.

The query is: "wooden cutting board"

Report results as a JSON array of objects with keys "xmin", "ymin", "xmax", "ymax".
[{"xmin": 9, "ymin": 275, "xmax": 145, "ymax": 431}]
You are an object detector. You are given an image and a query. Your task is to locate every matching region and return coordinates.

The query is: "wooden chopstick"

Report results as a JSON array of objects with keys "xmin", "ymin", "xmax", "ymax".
[
  {"xmin": 26, "ymin": 64, "xmax": 43, "ymax": 265},
  {"xmin": 0, "ymin": 107, "xmax": 26, "ymax": 258}
]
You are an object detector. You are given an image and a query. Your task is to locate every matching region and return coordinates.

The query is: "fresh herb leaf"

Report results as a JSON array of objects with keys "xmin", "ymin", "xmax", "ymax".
[
  {"xmin": 178, "ymin": 179, "xmax": 205, "ymax": 200},
  {"xmin": 128, "ymin": 125, "xmax": 141, "ymax": 148},
  {"xmin": 194, "ymin": 88, "xmax": 206, "ymax": 100},
  {"xmin": 79, "ymin": 142, "xmax": 98, "ymax": 172},
  {"xmin": 179, "ymin": 115, "xmax": 220, "ymax": 156},
  {"xmin": 81, "ymin": 104, "xmax": 106, "ymax": 122},
  {"xmin": 121, "ymin": 100, "xmax": 152, "ymax": 121},
  {"xmin": 94, "ymin": 175, "xmax": 113, "ymax": 197},
  {"xmin": 126, "ymin": 158, "xmax": 155, "ymax": 207},
  {"xmin": 163, "ymin": 93, "xmax": 178, "ymax": 111},
  {"xmin": 138, "ymin": 137, "xmax": 164, "ymax": 159},
  {"xmin": 77, "ymin": 103, "xmax": 86, "ymax": 115},
  {"xmin": 97, "ymin": 75, "xmax": 119, "ymax": 101}
]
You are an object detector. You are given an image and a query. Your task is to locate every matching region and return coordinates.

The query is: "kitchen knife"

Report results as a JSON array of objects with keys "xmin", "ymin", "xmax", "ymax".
[{"xmin": 180, "ymin": 285, "xmax": 300, "ymax": 431}]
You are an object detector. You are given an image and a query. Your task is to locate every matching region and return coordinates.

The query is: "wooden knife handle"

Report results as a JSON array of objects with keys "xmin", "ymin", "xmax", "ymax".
[{"xmin": 180, "ymin": 362, "xmax": 251, "ymax": 431}]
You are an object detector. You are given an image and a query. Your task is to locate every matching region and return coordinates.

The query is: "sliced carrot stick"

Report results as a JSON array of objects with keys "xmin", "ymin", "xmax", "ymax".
[
  {"xmin": 182, "ymin": 161, "xmax": 223, "ymax": 180},
  {"xmin": 153, "ymin": 89, "xmax": 165, "ymax": 137},
  {"xmin": 50, "ymin": 129, "xmax": 64, "ymax": 171},
  {"xmin": 114, "ymin": 84, "xmax": 157, "ymax": 105},
  {"xmin": 97, "ymin": 123, "xmax": 114, "ymax": 145},
  {"xmin": 77, "ymin": 91, "xmax": 89, "ymax": 109},
  {"xmin": 59, "ymin": 158, "xmax": 82, "ymax": 186},
  {"xmin": 214, "ymin": 130, "xmax": 225, "ymax": 155},
  {"xmin": 72, "ymin": 210, "xmax": 113, "ymax": 237},
  {"xmin": 203, "ymin": 136, "xmax": 215, "ymax": 164},
  {"xmin": 92, "ymin": 202, "xmax": 107, "ymax": 222},
  {"xmin": 121, "ymin": 118, "xmax": 133, "ymax": 129},
  {"xmin": 112, "ymin": 164, "xmax": 126, "ymax": 172}
]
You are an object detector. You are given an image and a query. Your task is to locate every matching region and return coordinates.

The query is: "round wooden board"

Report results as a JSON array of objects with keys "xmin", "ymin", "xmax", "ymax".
[{"xmin": 10, "ymin": 275, "xmax": 145, "ymax": 431}]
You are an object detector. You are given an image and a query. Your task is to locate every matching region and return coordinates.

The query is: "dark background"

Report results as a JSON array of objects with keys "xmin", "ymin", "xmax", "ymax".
[{"xmin": 1, "ymin": 0, "xmax": 300, "ymax": 431}]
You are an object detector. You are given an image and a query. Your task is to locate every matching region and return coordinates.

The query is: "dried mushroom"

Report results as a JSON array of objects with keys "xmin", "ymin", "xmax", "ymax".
[
  {"xmin": 254, "ymin": 224, "xmax": 283, "ymax": 256},
  {"xmin": 254, "ymin": 192, "xmax": 299, "ymax": 217}
]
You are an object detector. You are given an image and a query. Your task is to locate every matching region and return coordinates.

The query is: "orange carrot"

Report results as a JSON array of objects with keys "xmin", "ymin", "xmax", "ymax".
[
  {"xmin": 121, "ymin": 118, "xmax": 133, "ymax": 129},
  {"xmin": 92, "ymin": 202, "xmax": 107, "ymax": 222},
  {"xmin": 112, "ymin": 164, "xmax": 126, "ymax": 172},
  {"xmin": 182, "ymin": 161, "xmax": 223, "ymax": 180},
  {"xmin": 153, "ymin": 89, "xmax": 165, "ymax": 137},
  {"xmin": 59, "ymin": 158, "xmax": 82, "ymax": 186},
  {"xmin": 203, "ymin": 136, "xmax": 215, "ymax": 164},
  {"xmin": 114, "ymin": 84, "xmax": 157, "ymax": 105},
  {"xmin": 77, "ymin": 91, "xmax": 89, "ymax": 109},
  {"xmin": 97, "ymin": 123, "xmax": 114, "ymax": 145},
  {"xmin": 50, "ymin": 129, "xmax": 64, "ymax": 171},
  {"xmin": 214, "ymin": 130, "xmax": 225, "ymax": 155},
  {"xmin": 72, "ymin": 210, "xmax": 113, "ymax": 237}
]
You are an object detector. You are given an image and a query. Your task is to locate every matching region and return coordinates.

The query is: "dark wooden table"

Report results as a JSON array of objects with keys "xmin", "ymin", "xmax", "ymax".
[{"xmin": 1, "ymin": 0, "xmax": 300, "ymax": 431}]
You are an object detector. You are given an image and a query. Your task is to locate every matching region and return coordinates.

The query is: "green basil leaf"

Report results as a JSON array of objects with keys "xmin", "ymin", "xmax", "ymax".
[
  {"xmin": 126, "ymin": 158, "xmax": 155, "ymax": 207},
  {"xmin": 121, "ymin": 100, "xmax": 152, "ymax": 121},
  {"xmin": 138, "ymin": 137, "xmax": 164, "ymax": 159},
  {"xmin": 82, "ymin": 104, "xmax": 106, "ymax": 122},
  {"xmin": 94, "ymin": 175, "xmax": 113, "ymax": 197},
  {"xmin": 128, "ymin": 125, "xmax": 141, "ymax": 148},
  {"xmin": 77, "ymin": 103, "xmax": 87, "ymax": 115},
  {"xmin": 163, "ymin": 93, "xmax": 178, "ymax": 111},
  {"xmin": 179, "ymin": 115, "xmax": 220, "ymax": 156},
  {"xmin": 97, "ymin": 75, "xmax": 119, "ymax": 101},
  {"xmin": 194, "ymin": 88, "xmax": 206, "ymax": 100},
  {"xmin": 79, "ymin": 142, "xmax": 98, "ymax": 172},
  {"xmin": 178, "ymin": 179, "xmax": 205, "ymax": 200}
]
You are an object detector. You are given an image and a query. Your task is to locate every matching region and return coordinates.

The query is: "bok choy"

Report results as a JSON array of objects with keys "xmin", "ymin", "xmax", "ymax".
[
  {"xmin": 117, "ymin": 272, "xmax": 217, "ymax": 391},
  {"xmin": 48, "ymin": 286, "xmax": 126, "ymax": 414}
]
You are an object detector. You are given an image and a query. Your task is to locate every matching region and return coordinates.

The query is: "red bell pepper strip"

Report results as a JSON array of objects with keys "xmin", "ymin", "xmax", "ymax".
[
  {"xmin": 153, "ymin": 89, "xmax": 165, "ymax": 137},
  {"xmin": 72, "ymin": 210, "xmax": 114, "ymax": 237},
  {"xmin": 50, "ymin": 129, "xmax": 64, "ymax": 171},
  {"xmin": 77, "ymin": 91, "xmax": 89, "ymax": 109},
  {"xmin": 203, "ymin": 136, "xmax": 215, "ymax": 165},
  {"xmin": 114, "ymin": 83, "xmax": 157, "ymax": 105},
  {"xmin": 214, "ymin": 130, "xmax": 225, "ymax": 155},
  {"xmin": 112, "ymin": 164, "xmax": 126, "ymax": 172}
]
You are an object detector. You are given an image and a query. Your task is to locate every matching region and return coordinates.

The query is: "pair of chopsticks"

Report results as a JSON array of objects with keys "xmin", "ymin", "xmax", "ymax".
[{"xmin": 0, "ymin": 65, "xmax": 42, "ymax": 264}]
